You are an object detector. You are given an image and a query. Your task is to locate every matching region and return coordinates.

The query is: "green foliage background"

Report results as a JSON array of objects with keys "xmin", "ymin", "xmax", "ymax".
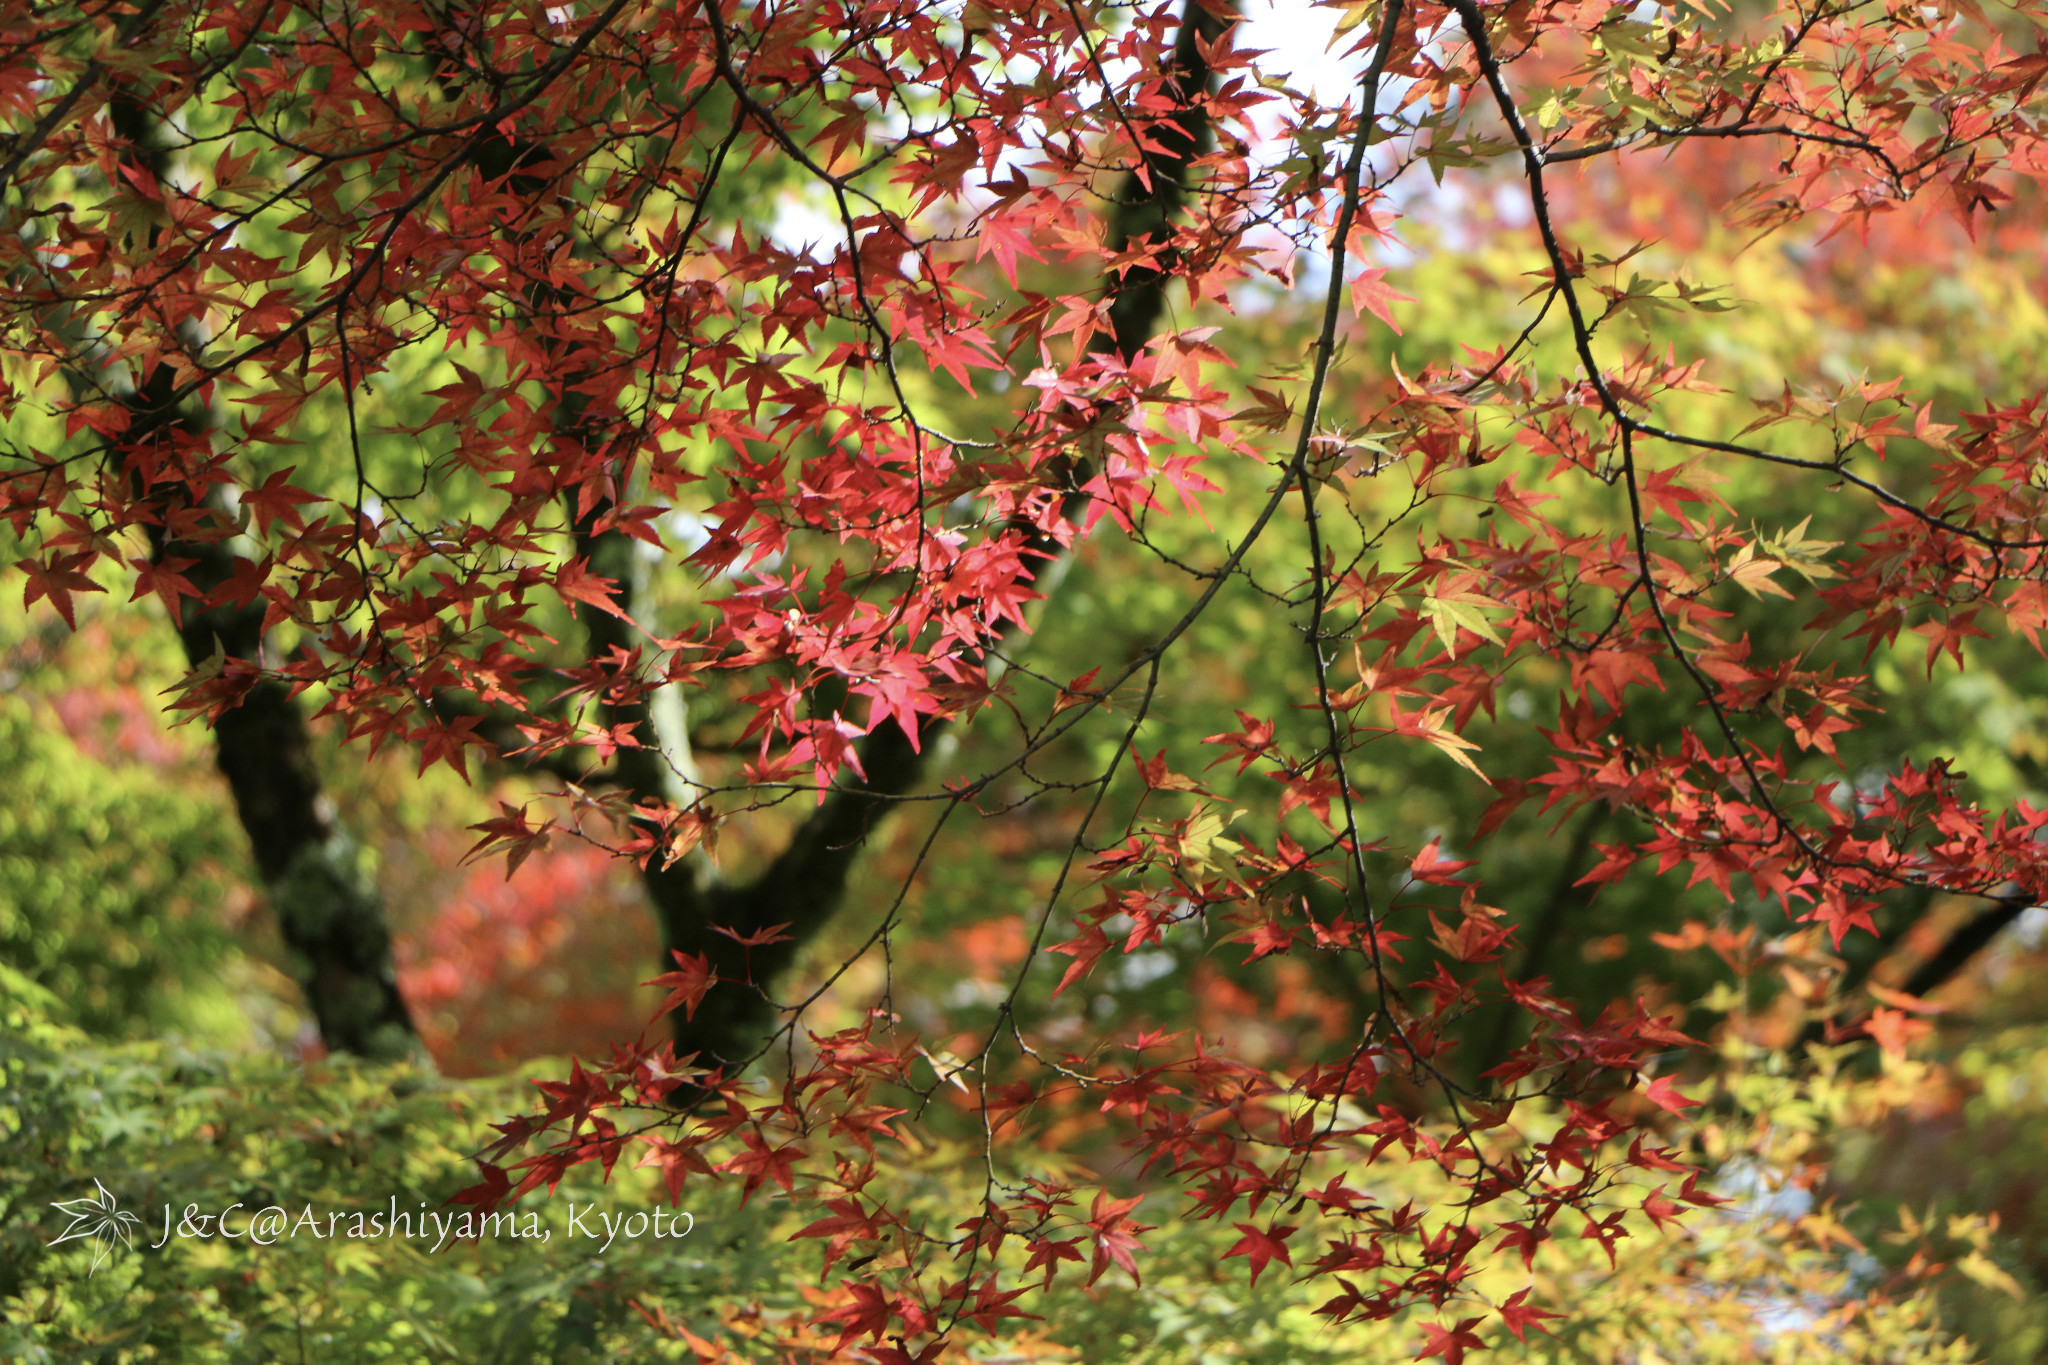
[{"xmin": 0, "ymin": 693, "xmax": 241, "ymax": 1041}]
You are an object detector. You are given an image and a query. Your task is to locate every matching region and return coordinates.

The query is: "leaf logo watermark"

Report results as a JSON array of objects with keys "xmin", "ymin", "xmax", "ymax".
[{"xmin": 48, "ymin": 1179, "xmax": 142, "ymax": 1275}]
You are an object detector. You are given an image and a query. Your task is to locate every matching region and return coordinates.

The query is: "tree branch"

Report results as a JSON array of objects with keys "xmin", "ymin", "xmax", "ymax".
[
  {"xmin": 643, "ymin": 0, "xmax": 1238, "ymax": 1072},
  {"xmin": 1900, "ymin": 895, "xmax": 2031, "ymax": 1001}
]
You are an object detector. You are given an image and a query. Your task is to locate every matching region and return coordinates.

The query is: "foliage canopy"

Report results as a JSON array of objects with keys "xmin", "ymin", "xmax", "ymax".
[{"xmin": 7, "ymin": 0, "xmax": 2048, "ymax": 1355}]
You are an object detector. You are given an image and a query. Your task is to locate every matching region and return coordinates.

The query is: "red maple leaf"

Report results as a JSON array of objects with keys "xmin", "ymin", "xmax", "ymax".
[
  {"xmin": 1498, "ymin": 1289, "xmax": 1561, "ymax": 1342},
  {"xmin": 1350, "ymin": 266, "xmax": 1416, "ymax": 333},
  {"xmin": 1223, "ymin": 1220, "xmax": 1297, "ymax": 1286},
  {"xmin": 127, "ymin": 554, "xmax": 201, "ymax": 620},
  {"xmin": 555, "ymin": 558, "xmax": 629, "ymax": 619},
  {"xmin": 1047, "ymin": 920, "xmax": 1109, "ymax": 997},
  {"xmin": 242, "ymin": 466, "xmax": 322, "ymax": 535},
  {"xmin": 716, "ymin": 1131, "xmax": 804, "ymax": 1206},
  {"xmin": 1416, "ymin": 1317, "xmax": 1487, "ymax": 1365},
  {"xmin": 1084, "ymin": 1190, "xmax": 1152, "ymax": 1287},
  {"xmin": 19, "ymin": 551, "xmax": 105, "ymax": 629},
  {"xmin": 644, "ymin": 950, "xmax": 717, "ymax": 1023},
  {"xmin": 1639, "ymin": 1074, "xmax": 1700, "ymax": 1115}
]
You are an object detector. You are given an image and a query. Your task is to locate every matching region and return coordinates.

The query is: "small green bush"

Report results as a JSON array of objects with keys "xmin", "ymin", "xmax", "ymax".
[
  {"xmin": 0, "ymin": 966, "xmax": 789, "ymax": 1363},
  {"xmin": 0, "ymin": 693, "xmax": 242, "ymax": 1042}
]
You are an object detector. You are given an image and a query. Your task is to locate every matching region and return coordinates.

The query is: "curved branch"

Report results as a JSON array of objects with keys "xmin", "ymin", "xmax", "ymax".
[{"xmin": 656, "ymin": 0, "xmax": 1242, "ymax": 1072}]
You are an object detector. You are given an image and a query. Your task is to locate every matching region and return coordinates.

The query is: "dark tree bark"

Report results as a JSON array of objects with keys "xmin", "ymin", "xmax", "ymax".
[
  {"xmin": 156, "ymin": 523, "xmax": 421, "ymax": 1061},
  {"xmin": 1474, "ymin": 808, "xmax": 1603, "ymax": 1076},
  {"xmin": 1899, "ymin": 897, "xmax": 2031, "ymax": 999},
  {"xmin": 102, "ymin": 92, "xmax": 421, "ymax": 1062},
  {"xmin": 1099, "ymin": 0, "xmax": 1235, "ymax": 360}
]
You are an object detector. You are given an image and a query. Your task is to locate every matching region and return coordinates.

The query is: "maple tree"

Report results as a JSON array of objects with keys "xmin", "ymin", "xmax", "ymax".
[{"xmin": 7, "ymin": 0, "xmax": 2048, "ymax": 1356}]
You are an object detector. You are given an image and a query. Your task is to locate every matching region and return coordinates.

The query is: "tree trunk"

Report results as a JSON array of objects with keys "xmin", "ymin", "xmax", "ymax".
[{"xmin": 101, "ymin": 91, "xmax": 422, "ymax": 1063}]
